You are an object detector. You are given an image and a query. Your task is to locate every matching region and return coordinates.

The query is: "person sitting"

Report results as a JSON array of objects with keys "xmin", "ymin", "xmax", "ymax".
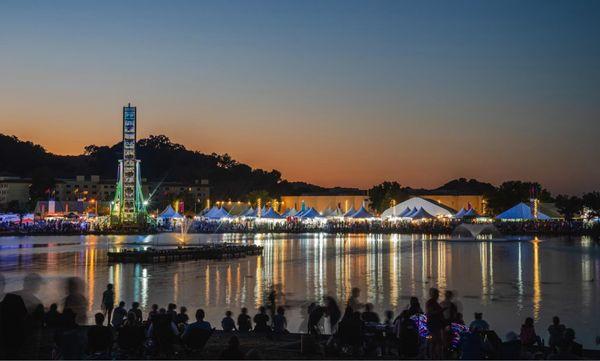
[
  {"xmin": 222, "ymin": 310, "xmax": 237, "ymax": 332},
  {"xmin": 253, "ymin": 306, "xmax": 270, "ymax": 333},
  {"xmin": 87, "ymin": 312, "xmax": 112, "ymax": 358},
  {"xmin": 54, "ymin": 309, "xmax": 86, "ymax": 360},
  {"xmin": 550, "ymin": 328, "xmax": 583, "ymax": 359},
  {"xmin": 147, "ymin": 304, "xmax": 159, "ymax": 323},
  {"xmin": 112, "ymin": 301, "xmax": 128, "ymax": 328},
  {"xmin": 519, "ymin": 317, "xmax": 541, "ymax": 350},
  {"xmin": 219, "ymin": 335, "xmax": 245, "ymax": 360},
  {"xmin": 44, "ymin": 303, "xmax": 62, "ymax": 328},
  {"xmin": 237, "ymin": 307, "xmax": 252, "ymax": 332},
  {"xmin": 469, "ymin": 312, "xmax": 489, "ymax": 333},
  {"xmin": 307, "ymin": 304, "xmax": 325, "ymax": 335},
  {"xmin": 116, "ymin": 312, "xmax": 145, "ymax": 357},
  {"xmin": 361, "ymin": 303, "xmax": 380, "ymax": 323},
  {"xmin": 175, "ymin": 306, "xmax": 189, "ymax": 326},
  {"xmin": 547, "ymin": 316, "xmax": 565, "ymax": 353},
  {"xmin": 129, "ymin": 302, "xmax": 142, "ymax": 324},
  {"xmin": 182, "ymin": 309, "xmax": 213, "ymax": 352},
  {"xmin": 148, "ymin": 309, "xmax": 179, "ymax": 357},
  {"xmin": 273, "ymin": 306, "xmax": 288, "ymax": 334}
]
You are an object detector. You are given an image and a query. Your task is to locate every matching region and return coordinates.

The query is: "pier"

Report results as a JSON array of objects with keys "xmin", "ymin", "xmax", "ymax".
[{"xmin": 107, "ymin": 243, "xmax": 263, "ymax": 263}]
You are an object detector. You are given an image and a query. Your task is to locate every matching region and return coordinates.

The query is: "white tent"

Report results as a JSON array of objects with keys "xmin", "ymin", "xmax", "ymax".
[
  {"xmin": 463, "ymin": 208, "xmax": 479, "ymax": 217},
  {"xmin": 393, "ymin": 207, "xmax": 412, "ymax": 218},
  {"xmin": 329, "ymin": 207, "xmax": 344, "ymax": 217},
  {"xmin": 321, "ymin": 207, "xmax": 335, "ymax": 217},
  {"xmin": 0, "ymin": 213, "xmax": 21, "ymax": 223},
  {"xmin": 203, "ymin": 206, "xmax": 231, "ymax": 219},
  {"xmin": 496, "ymin": 202, "xmax": 551, "ymax": 220},
  {"xmin": 242, "ymin": 207, "xmax": 257, "ymax": 217},
  {"xmin": 381, "ymin": 197, "xmax": 454, "ymax": 218}
]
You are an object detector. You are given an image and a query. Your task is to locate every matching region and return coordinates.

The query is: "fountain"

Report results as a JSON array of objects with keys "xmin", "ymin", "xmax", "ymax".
[{"xmin": 179, "ymin": 217, "xmax": 193, "ymax": 245}]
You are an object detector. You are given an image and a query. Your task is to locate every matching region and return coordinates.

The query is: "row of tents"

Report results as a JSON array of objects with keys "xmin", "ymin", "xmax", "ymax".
[{"xmin": 157, "ymin": 196, "xmax": 562, "ymax": 223}]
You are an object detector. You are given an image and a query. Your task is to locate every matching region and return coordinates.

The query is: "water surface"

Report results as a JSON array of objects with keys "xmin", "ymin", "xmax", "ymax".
[{"xmin": 0, "ymin": 233, "xmax": 599, "ymax": 348}]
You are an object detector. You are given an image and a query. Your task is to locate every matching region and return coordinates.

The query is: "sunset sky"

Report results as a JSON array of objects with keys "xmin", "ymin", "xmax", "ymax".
[{"xmin": 1, "ymin": 0, "xmax": 599, "ymax": 194}]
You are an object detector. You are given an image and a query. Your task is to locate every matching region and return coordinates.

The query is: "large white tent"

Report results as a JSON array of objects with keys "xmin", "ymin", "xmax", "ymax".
[
  {"xmin": 496, "ymin": 202, "xmax": 551, "ymax": 220},
  {"xmin": 203, "ymin": 206, "xmax": 231, "ymax": 219},
  {"xmin": 381, "ymin": 197, "xmax": 454, "ymax": 218}
]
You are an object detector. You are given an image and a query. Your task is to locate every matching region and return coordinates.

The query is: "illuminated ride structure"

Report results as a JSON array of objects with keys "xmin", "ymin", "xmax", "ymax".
[{"xmin": 110, "ymin": 104, "xmax": 149, "ymax": 228}]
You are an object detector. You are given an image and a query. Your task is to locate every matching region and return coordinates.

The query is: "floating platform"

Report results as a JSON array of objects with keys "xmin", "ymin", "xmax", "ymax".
[{"xmin": 107, "ymin": 244, "xmax": 263, "ymax": 263}]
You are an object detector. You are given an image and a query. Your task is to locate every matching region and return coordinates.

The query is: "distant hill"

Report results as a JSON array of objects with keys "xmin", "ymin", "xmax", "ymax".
[
  {"xmin": 429, "ymin": 178, "xmax": 496, "ymax": 195},
  {"xmin": 0, "ymin": 133, "xmax": 362, "ymax": 200}
]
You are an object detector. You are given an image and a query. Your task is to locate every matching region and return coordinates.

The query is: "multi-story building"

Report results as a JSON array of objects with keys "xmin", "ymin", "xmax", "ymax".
[
  {"xmin": 0, "ymin": 177, "xmax": 31, "ymax": 209},
  {"xmin": 53, "ymin": 175, "xmax": 210, "ymax": 211}
]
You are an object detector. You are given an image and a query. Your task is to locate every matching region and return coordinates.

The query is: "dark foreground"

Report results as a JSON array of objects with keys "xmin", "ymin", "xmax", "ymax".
[{"xmin": 13, "ymin": 328, "xmax": 600, "ymax": 360}]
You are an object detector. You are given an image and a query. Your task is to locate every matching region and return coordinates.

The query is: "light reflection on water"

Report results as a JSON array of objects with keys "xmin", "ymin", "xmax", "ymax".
[{"xmin": 0, "ymin": 233, "xmax": 599, "ymax": 348}]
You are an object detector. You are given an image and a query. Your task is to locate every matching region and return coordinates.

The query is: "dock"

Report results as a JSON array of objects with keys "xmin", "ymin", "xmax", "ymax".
[{"xmin": 107, "ymin": 243, "xmax": 263, "ymax": 263}]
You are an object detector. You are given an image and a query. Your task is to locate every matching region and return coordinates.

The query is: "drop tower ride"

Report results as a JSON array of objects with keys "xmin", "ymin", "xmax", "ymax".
[{"xmin": 111, "ymin": 103, "xmax": 148, "ymax": 227}]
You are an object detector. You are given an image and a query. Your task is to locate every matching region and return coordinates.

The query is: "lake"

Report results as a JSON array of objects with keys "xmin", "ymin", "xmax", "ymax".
[{"xmin": 0, "ymin": 233, "xmax": 599, "ymax": 348}]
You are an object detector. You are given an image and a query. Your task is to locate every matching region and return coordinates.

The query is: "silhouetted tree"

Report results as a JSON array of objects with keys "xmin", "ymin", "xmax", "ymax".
[{"xmin": 555, "ymin": 195, "xmax": 583, "ymax": 221}]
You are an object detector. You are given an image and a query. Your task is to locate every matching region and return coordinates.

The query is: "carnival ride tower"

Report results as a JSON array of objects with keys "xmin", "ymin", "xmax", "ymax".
[{"xmin": 111, "ymin": 103, "xmax": 147, "ymax": 227}]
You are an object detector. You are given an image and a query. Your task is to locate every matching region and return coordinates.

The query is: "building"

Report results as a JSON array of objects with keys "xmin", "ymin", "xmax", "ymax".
[
  {"xmin": 0, "ymin": 177, "xmax": 31, "ymax": 209},
  {"xmin": 279, "ymin": 194, "xmax": 370, "ymax": 214},
  {"xmin": 55, "ymin": 175, "xmax": 120, "ymax": 202},
  {"xmin": 54, "ymin": 175, "xmax": 210, "ymax": 211},
  {"xmin": 421, "ymin": 194, "xmax": 487, "ymax": 215}
]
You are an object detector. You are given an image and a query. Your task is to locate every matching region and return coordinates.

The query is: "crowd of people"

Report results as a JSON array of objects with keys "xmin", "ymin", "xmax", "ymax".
[
  {"xmin": 0, "ymin": 218, "xmax": 92, "ymax": 235},
  {"xmin": 188, "ymin": 218, "xmax": 600, "ymax": 237},
  {"xmin": 0, "ymin": 273, "xmax": 591, "ymax": 360}
]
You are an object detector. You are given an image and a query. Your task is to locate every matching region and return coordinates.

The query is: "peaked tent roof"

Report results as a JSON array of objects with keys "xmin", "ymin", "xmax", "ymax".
[
  {"xmin": 454, "ymin": 208, "xmax": 467, "ymax": 218},
  {"xmin": 381, "ymin": 197, "xmax": 454, "ymax": 218},
  {"xmin": 329, "ymin": 207, "xmax": 344, "ymax": 217},
  {"xmin": 463, "ymin": 208, "xmax": 479, "ymax": 217},
  {"xmin": 159, "ymin": 205, "xmax": 183, "ymax": 219},
  {"xmin": 321, "ymin": 207, "xmax": 335, "ymax": 217},
  {"xmin": 396, "ymin": 207, "xmax": 413, "ymax": 217},
  {"xmin": 495, "ymin": 202, "xmax": 551, "ymax": 220},
  {"xmin": 298, "ymin": 207, "xmax": 322, "ymax": 219},
  {"xmin": 204, "ymin": 206, "xmax": 231, "ymax": 219},
  {"xmin": 349, "ymin": 206, "xmax": 375, "ymax": 219},
  {"xmin": 242, "ymin": 207, "xmax": 256, "ymax": 217},
  {"xmin": 404, "ymin": 207, "xmax": 419, "ymax": 218},
  {"xmin": 343, "ymin": 207, "xmax": 357, "ymax": 217},
  {"xmin": 281, "ymin": 208, "xmax": 298, "ymax": 217},
  {"xmin": 411, "ymin": 207, "xmax": 435, "ymax": 220},
  {"xmin": 261, "ymin": 207, "xmax": 283, "ymax": 219}
]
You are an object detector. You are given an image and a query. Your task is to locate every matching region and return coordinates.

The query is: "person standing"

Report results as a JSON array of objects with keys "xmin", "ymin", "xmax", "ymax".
[
  {"xmin": 426, "ymin": 288, "xmax": 444, "ymax": 359},
  {"xmin": 101, "ymin": 284, "xmax": 115, "ymax": 324}
]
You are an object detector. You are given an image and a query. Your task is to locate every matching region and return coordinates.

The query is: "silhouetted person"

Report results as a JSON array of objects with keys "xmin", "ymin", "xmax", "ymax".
[
  {"xmin": 426, "ymin": 288, "xmax": 444, "ymax": 359},
  {"xmin": 238, "ymin": 307, "xmax": 252, "ymax": 332},
  {"xmin": 147, "ymin": 303, "xmax": 159, "ymax": 322},
  {"xmin": 111, "ymin": 301, "xmax": 127, "ymax": 328},
  {"xmin": 347, "ymin": 287, "xmax": 362, "ymax": 313},
  {"xmin": 129, "ymin": 301, "xmax": 142, "ymax": 323},
  {"xmin": 324, "ymin": 296, "xmax": 341, "ymax": 333},
  {"xmin": 167, "ymin": 303, "xmax": 177, "ymax": 321},
  {"xmin": 87, "ymin": 312, "xmax": 112, "ymax": 357},
  {"xmin": 253, "ymin": 306, "xmax": 270, "ymax": 332},
  {"xmin": 148, "ymin": 309, "xmax": 179, "ymax": 357},
  {"xmin": 441, "ymin": 290, "xmax": 458, "ymax": 324},
  {"xmin": 548, "ymin": 316, "xmax": 565, "ymax": 353},
  {"xmin": 307, "ymin": 304, "xmax": 325, "ymax": 335},
  {"xmin": 469, "ymin": 312, "xmax": 489, "ymax": 333},
  {"xmin": 101, "ymin": 283, "xmax": 114, "ymax": 325},
  {"xmin": 183, "ymin": 309, "xmax": 212, "ymax": 335},
  {"xmin": 117, "ymin": 312, "xmax": 145, "ymax": 357},
  {"xmin": 54, "ymin": 309, "xmax": 86, "ymax": 360},
  {"xmin": 273, "ymin": 306, "xmax": 288, "ymax": 334},
  {"xmin": 361, "ymin": 302, "xmax": 380, "ymax": 323},
  {"xmin": 63, "ymin": 277, "xmax": 87, "ymax": 325},
  {"xmin": 219, "ymin": 335, "xmax": 245, "ymax": 360},
  {"xmin": 520, "ymin": 317, "xmax": 540, "ymax": 350},
  {"xmin": 0, "ymin": 293, "xmax": 28, "ymax": 358},
  {"xmin": 45, "ymin": 303, "xmax": 62, "ymax": 328},
  {"xmin": 395, "ymin": 309, "xmax": 419, "ymax": 358},
  {"xmin": 13, "ymin": 272, "xmax": 43, "ymax": 313},
  {"xmin": 551, "ymin": 328, "xmax": 582, "ymax": 359},
  {"xmin": 407, "ymin": 296, "xmax": 423, "ymax": 316},
  {"xmin": 176, "ymin": 306, "xmax": 189, "ymax": 325},
  {"xmin": 222, "ymin": 310, "xmax": 236, "ymax": 332}
]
